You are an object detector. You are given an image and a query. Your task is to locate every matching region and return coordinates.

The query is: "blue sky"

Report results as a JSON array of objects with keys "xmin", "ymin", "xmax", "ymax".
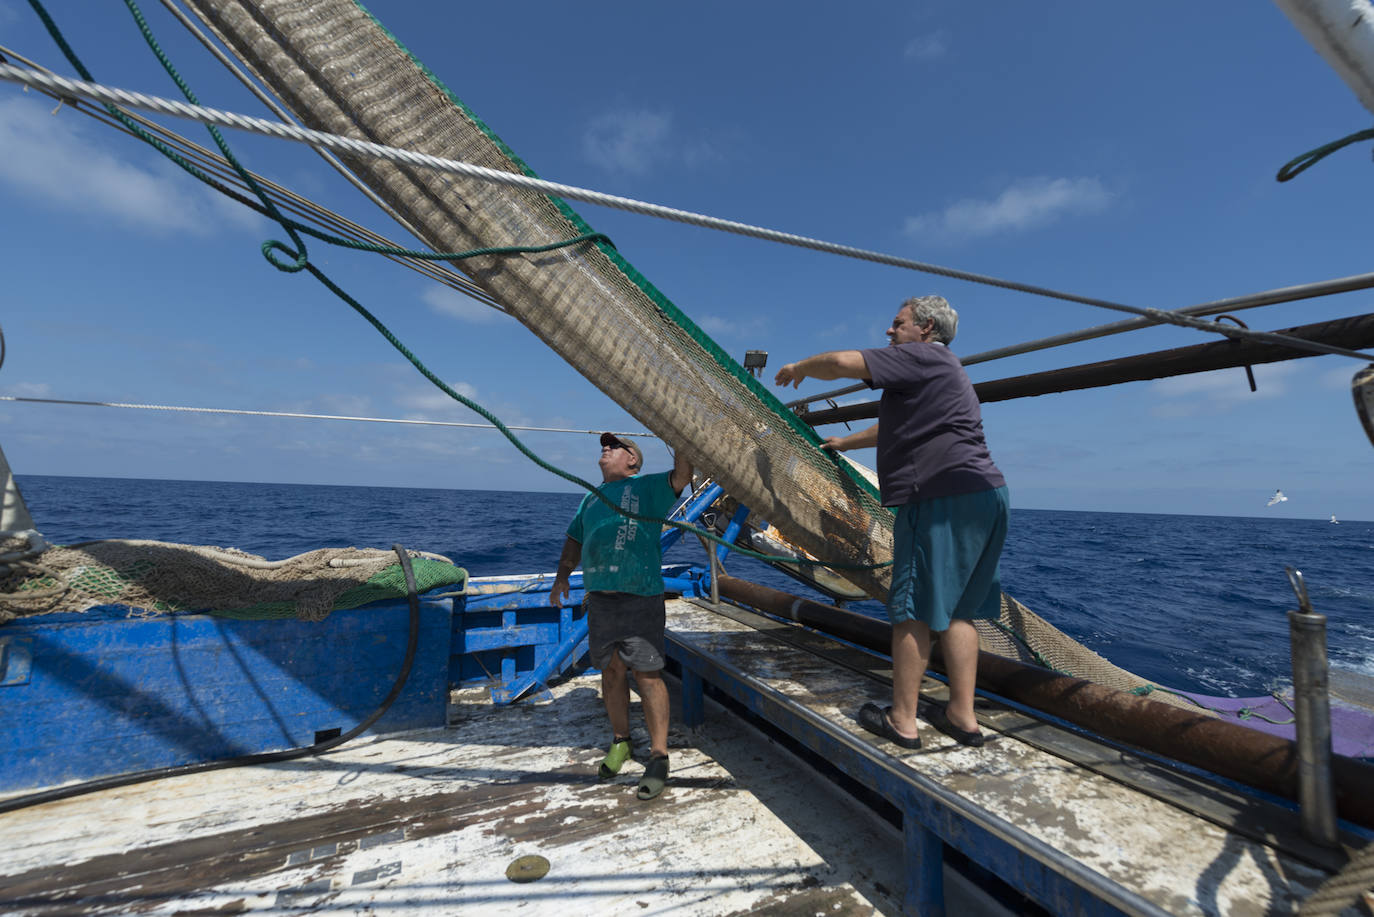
[{"xmin": 1, "ymin": 1, "xmax": 1372, "ymax": 520}]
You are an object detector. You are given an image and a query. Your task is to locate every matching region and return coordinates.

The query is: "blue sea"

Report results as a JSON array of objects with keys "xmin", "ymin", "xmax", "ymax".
[{"xmin": 15, "ymin": 475, "xmax": 1374, "ymax": 700}]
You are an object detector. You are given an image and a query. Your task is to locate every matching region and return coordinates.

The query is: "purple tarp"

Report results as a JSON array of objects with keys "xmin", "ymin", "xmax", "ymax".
[{"xmin": 1175, "ymin": 690, "xmax": 1374, "ymax": 760}]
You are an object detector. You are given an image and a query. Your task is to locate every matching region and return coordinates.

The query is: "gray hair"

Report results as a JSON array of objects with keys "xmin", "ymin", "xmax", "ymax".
[{"xmin": 901, "ymin": 295, "xmax": 958, "ymax": 344}]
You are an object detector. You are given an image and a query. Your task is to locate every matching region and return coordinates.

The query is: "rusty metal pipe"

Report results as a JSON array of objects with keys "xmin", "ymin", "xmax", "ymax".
[{"xmin": 715, "ymin": 575, "xmax": 1374, "ymax": 829}]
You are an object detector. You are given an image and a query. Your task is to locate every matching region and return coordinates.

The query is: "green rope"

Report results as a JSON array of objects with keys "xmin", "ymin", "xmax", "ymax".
[
  {"xmin": 989, "ymin": 619, "xmax": 1065, "ymax": 673},
  {"xmin": 27, "ymin": 0, "xmax": 890, "ymax": 573},
  {"xmin": 1235, "ymin": 706, "xmax": 1297, "ymax": 726},
  {"xmin": 1277, "ymin": 127, "xmax": 1374, "ymax": 182},
  {"xmin": 304, "ymin": 262, "xmax": 888, "ymax": 570},
  {"xmin": 1130, "ymin": 683, "xmax": 1199, "ymax": 702},
  {"xmin": 1129, "ymin": 684, "xmax": 1297, "ymax": 724}
]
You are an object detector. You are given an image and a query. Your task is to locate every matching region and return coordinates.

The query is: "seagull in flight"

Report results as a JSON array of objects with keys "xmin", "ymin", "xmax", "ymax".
[{"xmin": 1267, "ymin": 490, "xmax": 1288, "ymax": 507}]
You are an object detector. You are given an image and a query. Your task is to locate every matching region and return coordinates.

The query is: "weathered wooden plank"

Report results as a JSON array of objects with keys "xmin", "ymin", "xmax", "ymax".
[
  {"xmin": 664, "ymin": 598, "xmax": 1336, "ymax": 916},
  {"xmin": 701, "ymin": 600, "xmax": 1360, "ymax": 873},
  {"xmin": 0, "ymin": 671, "xmax": 909, "ymax": 915}
]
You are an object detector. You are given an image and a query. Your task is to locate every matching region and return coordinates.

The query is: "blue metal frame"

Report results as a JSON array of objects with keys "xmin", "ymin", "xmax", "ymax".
[
  {"xmin": 715, "ymin": 503, "xmax": 752, "ymax": 565},
  {"xmin": 659, "ymin": 482, "xmax": 724, "ymax": 553},
  {"xmin": 456, "ymin": 565, "xmax": 708, "ymax": 702},
  {"xmin": 462, "ymin": 481, "xmax": 732, "ymax": 704}
]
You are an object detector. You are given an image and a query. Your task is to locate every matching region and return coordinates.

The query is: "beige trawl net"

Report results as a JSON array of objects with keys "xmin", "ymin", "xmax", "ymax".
[
  {"xmin": 0, "ymin": 537, "xmax": 463, "ymax": 623},
  {"xmin": 181, "ymin": 0, "xmax": 894, "ymax": 603}
]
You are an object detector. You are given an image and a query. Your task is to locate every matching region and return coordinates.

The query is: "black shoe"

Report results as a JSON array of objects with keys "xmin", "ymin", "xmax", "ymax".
[
  {"xmin": 930, "ymin": 709, "xmax": 985, "ymax": 747},
  {"xmin": 636, "ymin": 754, "xmax": 669, "ymax": 800},
  {"xmin": 857, "ymin": 702, "xmax": 921, "ymax": 749}
]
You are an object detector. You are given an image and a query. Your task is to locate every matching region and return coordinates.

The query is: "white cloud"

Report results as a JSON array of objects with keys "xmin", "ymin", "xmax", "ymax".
[
  {"xmin": 682, "ymin": 140, "xmax": 725, "ymax": 170},
  {"xmin": 0, "ymin": 97, "xmax": 262, "ymax": 235},
  {"xmin": 904, "ymin": 31, "xmax": 949, "ymax": 62},
  {"xmin": 306, "ymin": 393, "xmax": 373, "ymax": 416},
  {"xmin": 696, "ymin": 313, "xmax": 767, "ymax": 342},
  {"xmin": 582, "ymin": 109, "xmax": 672, "ymax": 175},
  {"xmin": 1, "ymin": 382, "xmax": 53, "ymax": 398},
  {"xmin": 1148, "ymin": 362, "xmax": 1297, "ymax": 416},
  {"xmin": 1320, "ymin": 361, "xmax": 1367, "ymax": 390},
  {"xmin": 421, "ymin": 286, "xmax": 509, "ymax": 325},
  {"xmin": 396, "ymin": 382, "xmax": 480, "ymax": 416},
  {"xmin": 580, "ymin": 108, "xmax": 721, "ymax": 176},
  {"xmin": 905, "ymin": 176, "xmax": 1114, "ymax": 239}
]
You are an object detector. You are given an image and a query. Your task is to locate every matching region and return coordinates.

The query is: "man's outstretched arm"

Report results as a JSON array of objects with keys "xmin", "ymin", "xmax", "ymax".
[
  {"xmin": 822, "ymin": 424, "xmax": 879, "ymax": 452},
  {"xmin": 774, "ymin": 350, "xmax": 869, "ymax": 388}
]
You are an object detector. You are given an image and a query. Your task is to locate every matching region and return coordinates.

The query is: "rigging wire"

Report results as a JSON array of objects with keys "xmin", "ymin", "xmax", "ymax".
[
  {"xmin": 0, "ymin": 395, "xmax": 656, "ymax": 438},
  {"xmin": 155, "ymin": 0, "xmax": 436, "ymax": 249},
  {"xmin": 13, "ymin": 40, "xmax": 1371, "ymax": 373},
  {"xmin": 959, "ymin": 271, "xmax": 1374, "ymax": 368},
  {"xmin": 2, "ymin": 62, "xmax": 1372, "ymax": 364},
  {"xmin": 787, "ymin": 273, "xmax": 1374, "ymax": 408},
  {"xmin": 11, "ymin": 2, "xmax": 890, "ymax": 573},
  {"xmin": 0, "ymin": 43, "xmax": 507, "ymax": 311}
]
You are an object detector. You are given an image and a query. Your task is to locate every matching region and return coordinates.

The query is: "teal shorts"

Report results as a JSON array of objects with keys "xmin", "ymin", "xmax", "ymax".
[{"xmin": 887, "ymin": 486, "xmax": 1009, "ymax": 631}]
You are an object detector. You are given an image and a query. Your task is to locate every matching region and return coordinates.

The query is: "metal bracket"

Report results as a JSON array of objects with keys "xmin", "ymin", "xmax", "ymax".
[
  {"xmin": 824, "ymin": 398, "xmax": 852, "ymax": 430},
  {"xmin": 1214, "ymin": 314, "xmax": 1257, "ymax": 392},
  {"xmin": 1286, "ymin": 566, "xmax": 1314, "ymax": 615}
]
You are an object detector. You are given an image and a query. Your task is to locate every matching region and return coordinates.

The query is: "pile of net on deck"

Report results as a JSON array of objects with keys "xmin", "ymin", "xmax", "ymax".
[
  {"xmin": 161, "ymin": 0, "xmax": 1200, "ymax": 711},
  {"xmin": 0, "ymin": 535, "xmax": 467, "ymax": 624}
]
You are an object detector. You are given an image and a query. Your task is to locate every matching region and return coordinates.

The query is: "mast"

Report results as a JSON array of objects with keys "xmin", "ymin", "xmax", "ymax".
[{"xmin": 0, "ymin": 443, "xmax": 34, "ymax": 534}]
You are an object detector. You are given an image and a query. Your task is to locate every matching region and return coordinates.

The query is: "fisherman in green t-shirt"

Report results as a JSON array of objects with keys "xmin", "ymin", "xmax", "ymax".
[{"xmin": 550, "ymin": 432, "xmax": 693, "ymax": 800}]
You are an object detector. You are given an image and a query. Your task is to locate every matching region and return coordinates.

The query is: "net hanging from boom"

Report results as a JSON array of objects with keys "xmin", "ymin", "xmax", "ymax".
[{"xmin": 142, "ymin": 0, "xmax": 1201, "ymax": 710}]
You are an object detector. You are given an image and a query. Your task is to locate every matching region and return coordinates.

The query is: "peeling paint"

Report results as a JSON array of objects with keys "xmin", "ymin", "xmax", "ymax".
[{"xmin": 0, "ymin": 597, "xmax": 1340, "ymax": 915}]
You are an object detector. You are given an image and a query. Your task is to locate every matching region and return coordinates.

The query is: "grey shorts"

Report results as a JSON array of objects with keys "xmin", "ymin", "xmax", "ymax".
[{"xmin": 585, "ymin": 591, "xmax": 666, "ymax": 672}]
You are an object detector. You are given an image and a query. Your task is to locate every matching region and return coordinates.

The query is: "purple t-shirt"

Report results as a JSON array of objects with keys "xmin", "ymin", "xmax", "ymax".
[{"xmin": 860, "ymin": 342, "xmax": 1005, "ymax": 506}]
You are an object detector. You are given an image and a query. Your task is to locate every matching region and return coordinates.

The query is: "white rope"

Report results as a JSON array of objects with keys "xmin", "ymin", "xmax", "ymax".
[
  {"xmin": 0, "ymin": 395, "xmax": 655, "ymax": 439},
  {"xmin": 151, "ymin": 0, "xmax": 443, "ymax": 258},
  {"xmin": 2, "ymin": 64, "xmax": 1372, "ymax": 362}
]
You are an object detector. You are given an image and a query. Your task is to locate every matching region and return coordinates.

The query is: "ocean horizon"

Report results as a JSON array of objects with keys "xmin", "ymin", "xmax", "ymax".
[
  {"xmin": 13, "ymin": 474, "xmax": 1374, "ymax": 701},
  {"xmin": 18, "ymin": 472, "xmax": 1370, "ymax": 525}
]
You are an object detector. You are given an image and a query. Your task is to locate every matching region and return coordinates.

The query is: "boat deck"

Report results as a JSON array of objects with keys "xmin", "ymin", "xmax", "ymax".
[
  {"xmin": 0, "ymin": 642, "xmax": 932, "ymax": 915},
  {"xmin": 0, "ymin": 594, "xmax": 1362, "ymax": 916},
  {"xmin": 663, "ymin": 596, "xmax": 1358, "ymax": 917}
]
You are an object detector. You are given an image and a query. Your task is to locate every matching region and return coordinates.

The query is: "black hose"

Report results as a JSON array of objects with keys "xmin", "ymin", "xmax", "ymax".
[{"xmin": 0, "ymin": 545, "xmax": 423, "ymax": 814}]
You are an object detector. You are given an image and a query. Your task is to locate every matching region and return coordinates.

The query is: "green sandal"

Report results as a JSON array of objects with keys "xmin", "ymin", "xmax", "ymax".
[
  {"xmin": 636, "ymin": 754, "xmax": 669, "ymax": 800},
  {"xmin": 598, "ymin": 737, "xmax": 632, "ymax": 778}
]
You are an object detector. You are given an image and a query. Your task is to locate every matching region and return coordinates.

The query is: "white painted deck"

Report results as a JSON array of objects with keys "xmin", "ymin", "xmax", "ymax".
[
  {"xmin": 0, "ymin": 664, "xmax": 926, "ymax": 915},
  {"xmin": 662, "ymin": 598, "xmax": 1353, "ymax": 917},
  {"xmin": 0, "ymin": 594, "xmax": 1361, "ymax": 915}
]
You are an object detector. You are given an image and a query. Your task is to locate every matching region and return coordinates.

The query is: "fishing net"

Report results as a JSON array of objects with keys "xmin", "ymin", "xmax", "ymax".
[
  {"xmin": 162, "ymin": 0, "xmax": 1199, "ymax": 710},
  {"xmin": 183, "ymin": 0, "xmax": 889, "ymax": 592},
  {"xmin": 0, "ymin": 537, "xmax": 466, "ymax": 623}
]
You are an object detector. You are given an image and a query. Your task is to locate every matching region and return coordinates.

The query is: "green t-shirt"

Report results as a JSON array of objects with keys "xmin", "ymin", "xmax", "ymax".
[{"xmin": 567, "ymin": 471, "xmax": 680, "ymax": 595}]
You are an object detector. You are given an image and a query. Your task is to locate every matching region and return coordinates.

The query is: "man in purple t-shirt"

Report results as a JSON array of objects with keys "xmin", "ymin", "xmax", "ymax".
[{"xmin": 775, "ymin": 295, "xmax": 1008, "ymax": 750}]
